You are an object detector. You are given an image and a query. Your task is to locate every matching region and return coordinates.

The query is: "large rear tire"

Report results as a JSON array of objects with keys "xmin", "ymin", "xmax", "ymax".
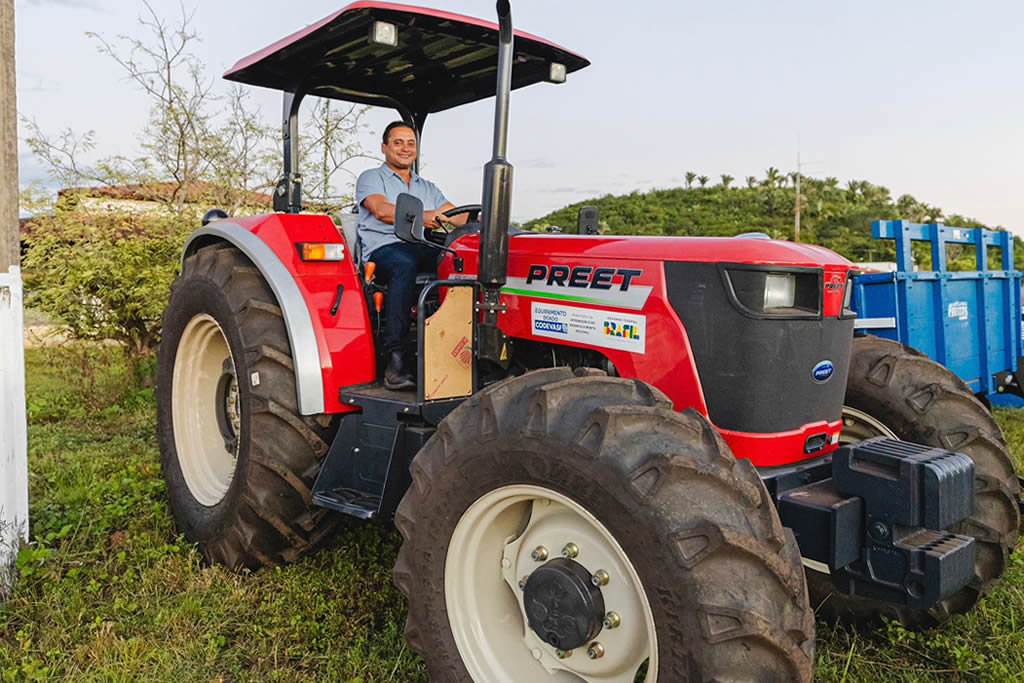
[
  {"xmin": 393, "ymin": 368, "xmax": 815, "ymax": 682},
  {"xmin": 157, "ymin": 243, "xmax": 340, "ymax": 570},
  {"xmin": 808, "ymin": 335, "xmax": 1020, "ymax": 628}
]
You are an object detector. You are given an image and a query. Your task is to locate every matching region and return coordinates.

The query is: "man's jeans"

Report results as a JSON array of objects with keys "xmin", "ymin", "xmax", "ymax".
[{"xmin": 368, "ymin": 242, "xmax": 439, "ymax": 352}]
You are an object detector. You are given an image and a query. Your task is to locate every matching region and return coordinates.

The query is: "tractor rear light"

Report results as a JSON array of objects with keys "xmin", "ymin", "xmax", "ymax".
[
  {"xmin": 370, "ymin": 20, "xmax": 398, "ymax": 47},
  {"xmin": 298, "ymin": 243, "xmax": 345, "ymax": 262},
  {"xmin": 763, "ymin": 273, "xmax": 796, "ymax": 310},
  {"xmin": 548, "ymin": 62, "xmax": 567, "ymax": 84}
]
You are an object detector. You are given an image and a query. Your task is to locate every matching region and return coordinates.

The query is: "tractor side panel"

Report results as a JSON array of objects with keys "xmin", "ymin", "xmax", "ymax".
[
  {"xmin": 441, "ymin": 237, "xmax": 709, "ymax": 417},
  {"xmin": 193, "ymin": 214, "xmax": 375, "ymax": 414},
  {"xmin": 444, "ymin": 233, "xmax": 855, "ymax": 466}
]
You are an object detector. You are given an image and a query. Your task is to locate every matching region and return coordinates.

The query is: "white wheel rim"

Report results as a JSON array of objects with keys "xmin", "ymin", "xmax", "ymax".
[
  {"xmin": 445, "ymin": 484, "xmax": 657, "ymax": 683},
  {"xmin": 840, "ymin": 406, "xmax": 898, "ymax": 444},
  {"xmin": 172, "ymin": 313, "xmax": 240, "ymax": 506}
]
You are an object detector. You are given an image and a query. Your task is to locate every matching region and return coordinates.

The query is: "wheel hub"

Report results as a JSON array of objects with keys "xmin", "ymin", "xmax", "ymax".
[
  {"xmin": 215, "ymin": 357, "xmax": 240, "ymax": 453},
  {"xmin": 445, "ymin": 485, "xmax": 658, "ymax": 681},
  {"xmin": 523, "ymin": 557, "xmax": 605, "ymax": 651}
]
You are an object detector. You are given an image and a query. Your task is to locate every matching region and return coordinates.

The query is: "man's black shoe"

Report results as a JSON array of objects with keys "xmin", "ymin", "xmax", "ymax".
[{"xmin": 384, "ymin": 350, "xmax": 415, "ymax": 390}]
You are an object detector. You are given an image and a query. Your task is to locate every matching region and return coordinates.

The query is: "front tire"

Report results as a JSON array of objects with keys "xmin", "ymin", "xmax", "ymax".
[
  {"xmin": 157, "ymin": 243, "xmax": 339, "ymax": 569},
  {"xmin": 808, "ymin": 335, "xmax": 1020, "ymax": 628},
  {"xmin": 393, "ymin": 368, "xmax": 815, "ymax": 682}
]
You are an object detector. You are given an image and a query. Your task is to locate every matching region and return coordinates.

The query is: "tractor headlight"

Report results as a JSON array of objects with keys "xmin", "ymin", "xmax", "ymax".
[
  {"xmin": 763, "ymin": 273, "xmax": 796, "ymax": 310},
  {"xmin": 722, "ymin": 266, "xmax": 821, "ymax": 318}
]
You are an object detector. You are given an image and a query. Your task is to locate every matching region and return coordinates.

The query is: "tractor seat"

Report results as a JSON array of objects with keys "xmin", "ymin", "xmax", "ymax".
[
  {"xmin": 338, "ymin": 210, "xmax": 437, "ymax": 285},
  {"xmin": 337, "ymin": 210, "xmax": 361, "ymax": 264}
]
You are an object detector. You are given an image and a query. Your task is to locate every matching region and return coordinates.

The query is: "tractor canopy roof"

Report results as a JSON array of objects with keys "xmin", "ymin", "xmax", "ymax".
[{"xmin": 224, "ymin": 2, "xmax": 590, "ymax": 119}]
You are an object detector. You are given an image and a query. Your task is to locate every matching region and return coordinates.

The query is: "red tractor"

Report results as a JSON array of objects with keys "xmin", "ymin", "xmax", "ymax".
[{"xmin": 156, "ymin": 2, "xmax": 1021, "ymax": 680}]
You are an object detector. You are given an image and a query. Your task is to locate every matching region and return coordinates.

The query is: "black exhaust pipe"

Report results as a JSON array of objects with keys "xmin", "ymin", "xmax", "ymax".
[{"xmin": 477, "ymin": 0, "xmax": 514, "ymax": 362}]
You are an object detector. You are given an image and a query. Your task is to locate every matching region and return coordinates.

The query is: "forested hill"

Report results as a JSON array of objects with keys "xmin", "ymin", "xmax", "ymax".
[{"xmin": 525, "ymin": 173, "xmax": 1022, "ymax": 269}]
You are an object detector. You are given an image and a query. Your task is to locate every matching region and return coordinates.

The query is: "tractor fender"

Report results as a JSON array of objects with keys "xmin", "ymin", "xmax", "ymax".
[{"xmin": 182, "ymin": 222, "xmax": 325, "ymax": 415}]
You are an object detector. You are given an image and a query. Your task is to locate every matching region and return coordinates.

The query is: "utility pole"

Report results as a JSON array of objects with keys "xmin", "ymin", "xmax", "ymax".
[
  {"xmin": 792, "ymin": 152, "xmax": 824, "ymax": 244},
  {"xmin": 790, "ymin": 154, "xmax": 798, "ymax": 242},
  {"xmin": 790, "ymin": 152, "xmax": 798, "ymax": 242},
  {"xmin": 0, "ymin": 0, "xmax": 28, "ymax": 593}
]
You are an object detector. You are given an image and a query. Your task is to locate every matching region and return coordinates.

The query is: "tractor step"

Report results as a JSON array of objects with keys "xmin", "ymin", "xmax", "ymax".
[
  {"xmin": 311, "ymin": 384, "xmax": 459, "ymax": 521},
  {"xmin": 312, "ymin": 487, "xmax": 382, "ymax": 520},
  {"xmin": 339, "ymin": 381, "xmax": 467, "ymax": 426}
]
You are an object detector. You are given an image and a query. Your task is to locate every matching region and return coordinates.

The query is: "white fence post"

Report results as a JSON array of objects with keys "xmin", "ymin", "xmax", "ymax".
[
  {"xmin": 0, "ymin": 267, "xmax": 28, "ymax": 591},
  {"xmin": 0, "ymin": 0, "xmax": 26, "ymax": 594}
]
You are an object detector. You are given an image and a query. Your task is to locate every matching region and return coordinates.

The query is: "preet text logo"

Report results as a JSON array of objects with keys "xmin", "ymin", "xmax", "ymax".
[{"xmin": 604, "ymin": 320, "xmax": 641, "ymax": 340}]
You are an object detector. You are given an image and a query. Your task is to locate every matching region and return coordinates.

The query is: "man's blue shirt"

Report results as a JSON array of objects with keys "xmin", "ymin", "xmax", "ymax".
[{"xmin": 355, "ymin": 163, "xmax": 449, "ymax": 259}]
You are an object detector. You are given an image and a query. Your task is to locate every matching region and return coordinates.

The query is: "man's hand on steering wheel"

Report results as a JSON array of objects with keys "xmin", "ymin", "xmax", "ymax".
[{"xmin": 423, "ymin": 208, "xmax": 456, "ymax": 232}]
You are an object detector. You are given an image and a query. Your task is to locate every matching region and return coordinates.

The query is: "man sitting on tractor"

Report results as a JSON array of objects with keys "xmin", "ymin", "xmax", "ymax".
[{"xmin": 357, "ymin": 120, "xmax": 468, "ymax": 389}]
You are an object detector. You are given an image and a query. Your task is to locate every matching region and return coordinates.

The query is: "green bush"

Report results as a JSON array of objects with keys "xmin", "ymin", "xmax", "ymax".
[{"xmin": 22, "ymin": 199, "xmax": 192, "ymax": 375}]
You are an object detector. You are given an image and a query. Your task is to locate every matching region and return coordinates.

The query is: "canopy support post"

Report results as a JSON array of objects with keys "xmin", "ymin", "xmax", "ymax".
[{"xmin": 275, "ymin": 91, "xmax": 305, "ymax": 214}]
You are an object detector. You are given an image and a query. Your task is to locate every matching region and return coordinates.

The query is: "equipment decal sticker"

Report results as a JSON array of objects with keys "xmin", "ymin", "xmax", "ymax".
[
  {"xmin": 947, "ymin": 301, "xmax": 968, "ymax": 321},
  {"xmin": 503, "ymin": 265, "xmax": 652, "ymax": 310},
  {"xmin": 531, "ymin": 301, "xmax": 646, "ymax": 353}
]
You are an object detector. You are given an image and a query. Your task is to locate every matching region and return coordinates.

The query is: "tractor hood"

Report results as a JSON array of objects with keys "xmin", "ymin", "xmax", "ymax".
[
  {"xmin": 455, "ymin": 233, "xmax": 855, "ymax": 270},
  {"xmin": 224, "ymin": 2, "xmax": 589, "ymax": 116}
]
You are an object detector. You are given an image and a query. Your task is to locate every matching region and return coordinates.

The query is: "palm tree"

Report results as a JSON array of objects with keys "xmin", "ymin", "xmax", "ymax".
[
  {"xmin": 746, "ymin": 176, "xmax": 757, "ymax": 189},
  {"xmin": 924, "ymin": 205, "xmax": 944, "ymax": 222},
  {"xmin": 764, "ymin": 167, "xmax": 781, "ymax": 187},
  {"xmin": 720, "ymin": 174, "xmax": 734, "ymax": 189},
  {"xmin": 697, "ymin": 175, "xmax": 709, "ymax": 188},
  {"xmin": 685, "ymin": 171, "xmax": 697, "ymax": 189},
  {"xmin": 824, "ymin": 176, "xmax": 839, "ymax": 189}
]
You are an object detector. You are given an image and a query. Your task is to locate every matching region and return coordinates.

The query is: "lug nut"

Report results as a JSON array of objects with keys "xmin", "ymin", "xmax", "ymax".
[
  {"xmin": 531, "ymin": 546, "xmax": 548, "ymax": 562},
  {"xmin": 555, "ymin": 648, "xmax": 572, "ymax": 659},
  {"xmin": 587, "ymin": 642, "xmax": 605, "ymax": 659},
  {"xmin": 561, "ymin": 542, "xmax": 580, "ymax": 559},
  {"xmin": 603, "ymin": 612, "xmax": 621, "ymax": 629},
  {"xmin": 591, "ymin": 569, "xmax": 610, "ymax": 586},
  {"xmin": 518, "ymin": 575, "xmax": 530, "ymax": 590}
]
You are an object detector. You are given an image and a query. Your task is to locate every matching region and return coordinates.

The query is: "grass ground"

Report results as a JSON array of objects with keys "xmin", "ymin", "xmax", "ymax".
[{"xmin": 2, "ymin": 345, "xmax": 1023, "ymax": 681}]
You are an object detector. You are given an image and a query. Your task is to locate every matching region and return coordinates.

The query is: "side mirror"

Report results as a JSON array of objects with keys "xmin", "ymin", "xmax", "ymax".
[
  {"xmin": 394, "ymin": 193, "xmax": 424, "ymax": 244},
  {"xmin": 577, "ymin": 205, "xmax": 599, "ymax": 235}
]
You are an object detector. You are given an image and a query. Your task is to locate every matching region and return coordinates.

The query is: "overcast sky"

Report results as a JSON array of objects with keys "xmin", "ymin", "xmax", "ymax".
[{"xmin": 14, "ymin": 0, "xmax": 1024, "ymax": 233}]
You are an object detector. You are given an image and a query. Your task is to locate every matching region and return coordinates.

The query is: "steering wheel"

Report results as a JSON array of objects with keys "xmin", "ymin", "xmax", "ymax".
[
  {"xmin": 425, "ymin": 204, "xmax": 483, "ymax": 245},
  {"xmin": 443, "ymin": 204, "xmax": 482, "ymax": 223}
]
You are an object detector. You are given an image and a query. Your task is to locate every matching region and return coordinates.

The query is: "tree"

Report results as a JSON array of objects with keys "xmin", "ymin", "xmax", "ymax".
[
  {"xmin": 300, "ymin": 98, "xmax": 373, "ymax": 212},
  {"xmin": 21, "ymin": 1, "xmax": 368, "ymax": 374},
  {"xmin": 87, "ymin": 2, "xmax": 217, "ymax": 210},
  {"xmin": 763, "ymin": 167, "xmax": 781, "ymax": 187},
  {"xmin": 720, "ymin": 174, "xmax": 733, "ymax": 189},
  {"xmin": 697, "ymin": 175, "xmax": 709, "ymax": 188},
  {"xmin": 746, "ymin": 176, "xmax": 757, "ymax": 189},
  {"xmin": 685, "ymin": 171, "xmax": 697, "ymax": 189},
  {"xmin": 524, "ymin": 173, "xmax": 999, "ymax": 269}
]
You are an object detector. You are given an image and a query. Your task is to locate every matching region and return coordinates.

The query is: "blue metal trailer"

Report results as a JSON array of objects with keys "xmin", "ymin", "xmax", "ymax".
[{"xmin": 850, "ymin": 220, "xmax": 1024, "ymax": 402}]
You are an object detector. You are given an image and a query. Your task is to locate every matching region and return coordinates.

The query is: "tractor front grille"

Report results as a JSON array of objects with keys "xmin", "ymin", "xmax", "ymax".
[{"xmin": 664, "ymin": 261, "xmax": 853, "ymax": 434}]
